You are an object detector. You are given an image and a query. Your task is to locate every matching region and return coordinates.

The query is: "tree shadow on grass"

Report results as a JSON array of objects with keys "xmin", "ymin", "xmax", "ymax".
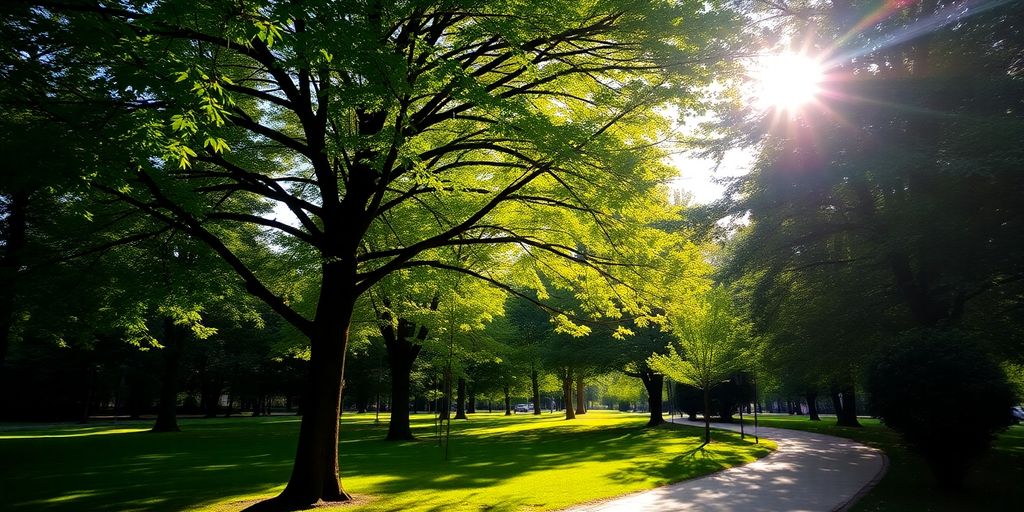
[
  {"xmin": 0, "ymin": 413, "xmax": 766, "ymax": 511},
  {"xmin": 344, "ymin": 415, "xmax": 761, "ymax": 507},
  {"xmin": 0, "ymin": 418, "xmax": 301, "ymax": 511},
  {"xmin": 606, "ymin": 441, "xmax": 754, "ymax": 486}
]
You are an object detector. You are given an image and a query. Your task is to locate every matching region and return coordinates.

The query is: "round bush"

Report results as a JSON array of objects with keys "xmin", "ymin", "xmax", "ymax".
[{"xmin": 867, "ymin": 330, "xmax": 1016, "ymax": 488}]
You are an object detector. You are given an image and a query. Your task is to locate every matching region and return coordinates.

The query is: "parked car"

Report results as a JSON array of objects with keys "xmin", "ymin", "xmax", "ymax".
[
  {"xmin": 514, "ymin": 403, "xmax": 533, "ymax": 413},
  {"xmin": 1012, "ymin": 405, "xmax": 1024, "ymax": 423}
]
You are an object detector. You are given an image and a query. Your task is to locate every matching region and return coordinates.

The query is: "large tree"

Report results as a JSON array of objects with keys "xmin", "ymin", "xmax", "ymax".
[
  {"xmin": 9, "ymin": 1, "xmax": 743, "ymax": 507},
  {"xmin": 720, "ymin": 0, "xmax": 1024, "ymax": 429}
]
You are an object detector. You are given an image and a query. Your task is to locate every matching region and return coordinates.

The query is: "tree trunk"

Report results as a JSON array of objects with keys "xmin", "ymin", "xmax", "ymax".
[
  {"xmin": 503, "ymin": 385, "xmax": 512, "ymax": 416},
  {"xmin": 702, "ymin": 385, "xmax": 711, "ymax": 444},
  {"xmin": 806, "ymin": 392, "xmax": 821, "ymax": 421},
  {"xmin": 201, "ymin": 374, "xmax": 221, "ymax": 418},
  {"xmin": 253, "ymin": 394, "xmax": 263, "ymax": 417},
  {"xmin": 575, "ymin": 376, "xmax": 587, "ymax": 415},
  {"xmin": 467, "ymin": 386, "xmax": 476, "ymax": 414},
  {"xmin": 562, "ymin": 368, "xmax": 576, "ymax": 420},
  {"xmin": 253, "ymin": 276, "xmax": 355, "ymax": 510},
  {"xmin": 640, "ymin": 373, "xmax": 665, "ymax": 427},
  {"xmin": 454, "ymin": 377, "xmax": 468, "ymax": 419},
  {"xmin": 531, "ymin": 367, "xmax": 542, "ymax": 415},
  {"xmin": 439, "ymin": 371, "xmax": 451, "ymax": 421},
  {"xmin": 385, "ymin": 359, "xmax": 413, "ymax": 440},
  {"xmin": 152, "ymin": 318, "xmax": 185, "ymax": 432},
  {"xmin": 380, "ymin": 306, "xmax": 433, "ymax": 441},
  {"xmin": 836, "ymin": 385, "xmax": 862, "ymax": 427}
]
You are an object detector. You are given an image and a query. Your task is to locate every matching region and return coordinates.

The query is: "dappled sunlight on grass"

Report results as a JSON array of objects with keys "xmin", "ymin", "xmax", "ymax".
[
  {"xmin": 0, "ymin": 411, "xmax": 774, "ymax": 511},
  {"xmin": 0, "ymin": 427, "xmax": 151, "ymax": 439},
  {"xmin": 0, "ymin": 424, "xmax": 151, "ymax": 439}
]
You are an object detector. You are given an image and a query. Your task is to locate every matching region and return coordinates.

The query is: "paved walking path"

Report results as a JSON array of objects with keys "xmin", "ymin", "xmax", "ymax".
[{"xmin": 563, "ymin": 418, "xmax": 887, "ymax": 512}]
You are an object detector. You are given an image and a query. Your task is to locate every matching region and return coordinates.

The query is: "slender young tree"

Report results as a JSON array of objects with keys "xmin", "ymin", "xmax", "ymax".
[{"xmin": 650, "ymin": 286, "xmax": 747, "ymax": 443}]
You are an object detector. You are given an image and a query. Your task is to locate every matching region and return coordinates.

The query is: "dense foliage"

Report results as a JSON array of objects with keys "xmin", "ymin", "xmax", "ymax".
[{"xmin": 867, "ymin": 330, "xmax": 1016, "ymax": 487}]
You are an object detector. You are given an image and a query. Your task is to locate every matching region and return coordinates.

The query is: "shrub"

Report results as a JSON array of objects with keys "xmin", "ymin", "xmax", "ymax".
[
  {"xmin": 673, "ymin": 383, "xmax": 703, "ymax": 420},
  {"xmin": 867, "ymin": 330, "xmax": 1016, "ymax": 488}
]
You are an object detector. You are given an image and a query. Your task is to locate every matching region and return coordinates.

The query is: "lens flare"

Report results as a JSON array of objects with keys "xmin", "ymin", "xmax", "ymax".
[{"xmin": 752, "ymin": 53, "xmax": 825, "ymax": 111}]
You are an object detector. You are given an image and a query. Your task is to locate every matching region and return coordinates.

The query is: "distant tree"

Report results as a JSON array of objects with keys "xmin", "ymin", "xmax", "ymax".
[{"xmin": 621, "ymin": 329, "xmax": 671, "ymax": 427}]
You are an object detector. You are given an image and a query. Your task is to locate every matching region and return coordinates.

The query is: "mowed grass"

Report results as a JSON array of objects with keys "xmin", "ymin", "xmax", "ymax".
[
  {"xmin": 746, "ymin": 415, "xmax": 1024, "ymax": 511},
  {"xmin": 0, "ymin": 411, "xmax": 774, "ymax": 511}
]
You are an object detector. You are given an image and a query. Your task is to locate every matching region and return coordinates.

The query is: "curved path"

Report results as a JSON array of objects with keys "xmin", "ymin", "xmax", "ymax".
[{"xmin": 563, "ymin": 418, "xmax": 887, "ymax": 512}]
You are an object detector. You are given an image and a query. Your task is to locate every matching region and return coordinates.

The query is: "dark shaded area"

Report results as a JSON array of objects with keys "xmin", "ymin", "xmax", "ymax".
[
  {"xmin": 751, "ymin": 416, "xmax": 1024, "ymax": 512},
  {"xmin": 867, "ymin": 331, "xmax": 1016, "ymax": 488},
  {"xmin": 0, "ymin": 414, "xmax": 762, "ymax": 511}
]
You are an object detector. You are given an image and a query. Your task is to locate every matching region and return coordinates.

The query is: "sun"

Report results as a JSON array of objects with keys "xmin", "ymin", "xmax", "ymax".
[{"xmin": 751, "ymin": 53, "xmax": 825, "ymax": 111}]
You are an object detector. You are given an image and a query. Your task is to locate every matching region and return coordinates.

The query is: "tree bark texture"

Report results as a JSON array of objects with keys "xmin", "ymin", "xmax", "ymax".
[
  {"xmin": 252, "ymin": 269, "xmax": 357, "ymax": 510},
  {"xmin": 641, "ymin": 373, "xmax": 665, "ymax": 427},
  {"xmin": 380, "ymin": 300, "xmax": 434, "ymax": 441},
  {"xmin": 562, "ymin": 368, "xmax": 576, "ymax": 420},
  {"xmin": 575, "ymin": 376, "xmax": 587, "ymax": 415}
]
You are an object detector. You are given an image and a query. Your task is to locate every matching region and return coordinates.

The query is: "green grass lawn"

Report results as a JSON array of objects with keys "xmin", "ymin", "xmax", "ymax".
[
  {"xmin": 745, "ymin": 414, "xmax": 1024, "ymax": 511},
  {"xmin": 0, "ymin": 411, "xmax": 774, "ymax": 511}
]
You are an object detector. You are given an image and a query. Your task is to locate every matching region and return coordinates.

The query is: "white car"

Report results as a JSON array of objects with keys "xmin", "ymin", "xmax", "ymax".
[
  {"xmin": 514, "ymin": 403, "xmax": 533, "ymax": 413},
  {"xmin": 1012, "ymin": 406, "xmax": 1024, "ymax": 422}
]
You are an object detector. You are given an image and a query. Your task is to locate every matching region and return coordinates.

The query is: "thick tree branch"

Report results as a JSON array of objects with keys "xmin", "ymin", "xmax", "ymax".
[{"xmin": 128, "ymin": 170, "xmax": 315, "ymax": 336}]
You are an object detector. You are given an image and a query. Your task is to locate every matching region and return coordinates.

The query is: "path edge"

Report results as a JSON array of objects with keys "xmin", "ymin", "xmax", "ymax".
[
  {"xmin": 834, "ymin": 447, "xmax": 890, "ymax": 512},
  {"xmin": 558, "ymin": 420, "xmax": 777, "ymax": 511}
]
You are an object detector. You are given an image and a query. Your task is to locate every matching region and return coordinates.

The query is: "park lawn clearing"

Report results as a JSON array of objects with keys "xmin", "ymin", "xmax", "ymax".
[
  {"xmin": 746, "ymin": 414, "xmax": 1024, "ymax": 512},
  {"xmin": 0, "ymin": 410, "xmax": 773, "ymax": 511}
]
